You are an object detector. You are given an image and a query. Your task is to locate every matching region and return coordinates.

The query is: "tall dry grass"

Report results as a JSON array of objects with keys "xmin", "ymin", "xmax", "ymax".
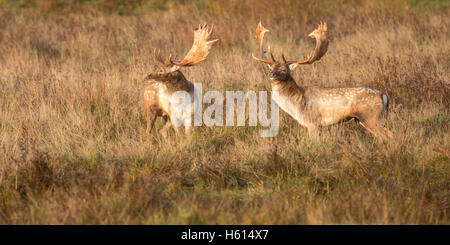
[{"xmin": 0, "ymin": 0, "xmax": 449, "ymax": 224}]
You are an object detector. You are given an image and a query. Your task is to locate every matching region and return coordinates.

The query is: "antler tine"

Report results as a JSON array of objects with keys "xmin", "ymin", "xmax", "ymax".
[
  {"xmin": 281, "ymin": 53, "xmax": 287, "ymax": 64},
  {"xmin": 269, "ymin": 48, "xmax": 276, "ymax": 63},
  {"xmin": 167, "ymin": 53, "xmax": 173, "ymax": 64},
  {"xmin": 208, "ymin": 24, "xmax": 214, "ymax": 35},
  {"xmin": 287, "ymin": 21, "xmax": 329, "ymax": 66},
  {"xmin": 154, "ymin": 48, "xmax": 166, "ymax": 64}
]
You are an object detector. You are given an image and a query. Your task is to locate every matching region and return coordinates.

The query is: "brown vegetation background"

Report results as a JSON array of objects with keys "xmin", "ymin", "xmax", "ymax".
[{"xmin": 0, "ymin": 0, "xmax": 449, "ymax": 224}]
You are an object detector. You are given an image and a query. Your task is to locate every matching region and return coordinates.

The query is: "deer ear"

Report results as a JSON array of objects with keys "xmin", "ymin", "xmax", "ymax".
[{"xmin": 288, "ymin": 63, "xmax": 298, "ymax": 71}]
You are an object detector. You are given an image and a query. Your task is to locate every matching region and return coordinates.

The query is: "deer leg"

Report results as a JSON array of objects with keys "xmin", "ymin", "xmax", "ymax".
[
  {"xmin": 159, "ymin": 115, "xmax": 172, "ymax": 138},
  {"xmin": 172, "ymin": 125, "xmax": 180, "ymax": 134},
  {"xmin": 146, "ymin": 108, "xmax": 158, "ymax": 134},
  {"xmin": 359, "ymin": 119, "xmax": 390, "ymax": 142},
  {"xmin": 383, "ymin": 127, "xmax": 393, "ymax": 139},
  {"xmin": 359, "ymin": 121, "xmax": 380, "ymax": 140},
  {"xmin": 377, "ymin": 107, "xmax": 393, "ymax": 139},
  {"xmin": 307, "ymin": 124, "xmax": 319, "ymax": 139},
  {"xmin": 184, "ymin": 115, "xmax": 194, "ymax": 134},
  {"xmin": 379, "ymin": 125, "xmax": 393, "ymax": 140},
  {"xmin": 184, "ymin": 126, "xmax": 193, "ymax": 134}
]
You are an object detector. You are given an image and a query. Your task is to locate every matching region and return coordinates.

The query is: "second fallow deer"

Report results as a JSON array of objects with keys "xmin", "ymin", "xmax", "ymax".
[{"xmin": 252, "ymin": 22, "xmax": 392, "ymax": 140}]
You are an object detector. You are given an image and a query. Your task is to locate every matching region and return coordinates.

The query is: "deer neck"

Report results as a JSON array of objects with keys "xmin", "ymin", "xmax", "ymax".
[
  {"xmin": 270, "ymin": 77, "xmax": 308, "ymax": 126},
  {"xmin": 164, "ymin": 71, "xmax": 193, "ymax": 93},
  {"xmin": 271, "ymin": 77, "xmax": 304, "ymax": 98}
]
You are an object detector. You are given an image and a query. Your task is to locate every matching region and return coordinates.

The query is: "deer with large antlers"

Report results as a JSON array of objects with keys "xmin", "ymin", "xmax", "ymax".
[
  {"xmin": 143, "ymin": 24, "xmax": 218, "ymax": 137},
  {"xmin": 253, "ymin": 22, "xmax": 392, "ymax": 140}
]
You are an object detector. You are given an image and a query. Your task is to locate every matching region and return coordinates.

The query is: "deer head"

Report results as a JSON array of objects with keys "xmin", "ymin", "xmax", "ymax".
[
  {"xmin": 252, "ymin": 21, "xmax": 329, "ymax": 82},
  {"xmin": 145, "ymin": 24, "xmax": 218, "ymax": 82}
]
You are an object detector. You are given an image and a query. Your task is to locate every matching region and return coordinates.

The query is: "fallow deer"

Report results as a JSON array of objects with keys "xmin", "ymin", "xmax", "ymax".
[
  {"xmin": 252, "ymin": 22, "xmax": 392, "ymax": 140},
  {"xmin": 143, "ymin": 24, "xmax": 218, "ymax": 137}
]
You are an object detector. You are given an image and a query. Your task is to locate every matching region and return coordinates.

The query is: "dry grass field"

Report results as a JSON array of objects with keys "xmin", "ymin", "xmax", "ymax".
[{"xmin": 0, "ymin": 0, "xmax": 449, "ymax": 224}]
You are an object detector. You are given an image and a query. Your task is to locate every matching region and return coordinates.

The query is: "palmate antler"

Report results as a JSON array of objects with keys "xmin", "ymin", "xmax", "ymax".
[
  {"xmin": 155, "ymin": 24, "xmax": 218, "ymax": 67},
  {"xmin": 252, "ymin": 21, "xmax": 275, "ymax": 65},
  {"xmin": 286, "ymin": 22, "xmax": 328, "ymax": 66},
  {"xmin": 252, "ymin": 22, "xmax": 329, "ymax": 67}
]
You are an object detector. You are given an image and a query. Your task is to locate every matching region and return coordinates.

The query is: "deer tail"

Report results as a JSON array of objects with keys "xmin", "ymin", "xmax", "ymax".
[{"xmin": 381, "ymin": 93, "xmax": 389, "ymax": 118}]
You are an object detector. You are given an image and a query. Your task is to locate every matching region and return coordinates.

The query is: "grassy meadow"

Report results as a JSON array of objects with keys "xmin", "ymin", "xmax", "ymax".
[{"xmin": 0, "ymin": 0, "xmax": 449, "ymax": 224}]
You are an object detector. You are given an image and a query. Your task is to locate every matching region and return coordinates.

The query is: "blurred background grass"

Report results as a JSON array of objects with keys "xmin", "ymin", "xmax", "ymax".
[{"xmin": 1, "ymin": 0, "xmax": 449, "ymax": 15}]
